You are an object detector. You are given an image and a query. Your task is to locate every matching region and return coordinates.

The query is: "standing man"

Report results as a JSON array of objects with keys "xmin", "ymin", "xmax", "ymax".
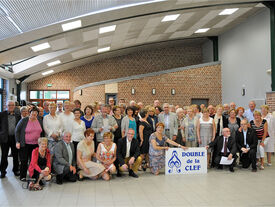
[
  {"xmin": 0, "ymin": 100, "xmax": 21, "ymax": 178},
  {"xmin": 92, "ymin": 105, "xmax": 118, "ymax": 146},
  {"xmin": 244, "ymin": 101, "xmax": 256, "ymax": 122},
  {"xmin": 158, "ymin": 103, "xmax": 178, "ymax": 141},
  {"xmin": 56, "ymin": 102, "xmax": 64, "ymax": 115}
]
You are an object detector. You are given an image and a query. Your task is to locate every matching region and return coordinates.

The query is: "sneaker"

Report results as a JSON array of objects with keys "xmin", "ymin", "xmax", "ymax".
[
  {"xmin": 260, "ymin": 165, "xmax": 264, "ymax": 170},
  {"xmin": 267, "ymin": 163, "xmax": 272, "ymax": 166}
]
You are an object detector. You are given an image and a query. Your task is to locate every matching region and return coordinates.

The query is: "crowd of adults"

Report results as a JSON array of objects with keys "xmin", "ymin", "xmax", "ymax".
[{"xmin": 0, "ymin": 98, "xmax": 274, "ymax": 190}]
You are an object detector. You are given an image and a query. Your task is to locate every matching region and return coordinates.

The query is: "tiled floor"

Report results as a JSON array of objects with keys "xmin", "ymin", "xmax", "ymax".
[{"xmin": 0, "ymin": 157, "xmax": 275, "ymax": 207}]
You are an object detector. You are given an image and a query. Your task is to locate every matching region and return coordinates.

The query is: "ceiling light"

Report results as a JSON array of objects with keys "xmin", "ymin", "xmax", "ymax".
[
  {"xmin": 61, "ymin": 20, "xmax": 82, "ymax": 31},
  {"xmin": 31, "ymin": 42, "xmax": 50, "ymax": 52},
  {"xmin": 47, "ymin": 60, "xmax": 61, "ymax": 67},
  {"xmin": 161, "ymin": 14, "xmax": 180, "ymax": 22},
  {"xmin": 42, "ymin": 70, "xmax": 54, "ymax": 76},
  {"xmin": 99, "ymin": 25, "xmax": 116, "ymax": 34},
  {"xmin": 195, "ymin": 28, "xmax": 210, "ymax": 33},
  {"xmin": 219, "ymin": 8, "xmax": 239, "ymax": 15},
  {"xmin": 97, "ymin": 47, "xmax": 110, "ymax": 53}
]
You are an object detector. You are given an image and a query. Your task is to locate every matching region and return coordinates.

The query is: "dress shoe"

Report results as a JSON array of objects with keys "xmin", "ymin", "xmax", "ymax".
[
  {"xmin": 129, "ymin": 170, "xmax": 138, "ymax": 178},
  {"xmin": 217, "ymin": 165, "xmax": 223, "ymax": 170},
  {"xmin": 252, "ymin": 169, "xmax": 257, "ymax": 172},
  {"xmin": 229, "ymin": 167, "xmax": 234, "ymax": 173},
  {"xmin": 0, "ymin": 173, "xmax": 6, "ymax": 179},
  {"xmin": 116, "ymin": 172, "xmax": 122, "ymax": 177},
  {"xmin": 14, "ymin": 171, "xmax": 20, "ymax": 176},
  {"xmin": 56, "ymin": 174, "xmax": 63, "ymax": 185}
]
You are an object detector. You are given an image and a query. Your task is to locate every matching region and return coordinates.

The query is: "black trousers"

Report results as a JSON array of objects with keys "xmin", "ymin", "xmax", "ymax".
[
  {"xmin": 57, "ymin": 166, "xmax": 77, "ymax": 183},
  {"xmin": 214, "ymin": 153, "xmax": 237, "ymax": 169},
  {"xmin": 72, "ymin": 141, "xmax": 79, "ymax": 162},
  {"xmin": 0, "ymin": 135, "xmax": 19, "ymax": 174},
  {"xmin": 240, "ymin": 148, "xmax": 257, "ymax": 170},
  {"xmin": 19, "ymin": 144, "xmax": 38, "ymax": 179}
]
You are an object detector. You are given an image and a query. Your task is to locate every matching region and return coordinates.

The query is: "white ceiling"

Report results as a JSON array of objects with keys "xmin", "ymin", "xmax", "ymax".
[{"xmin": 0, "ymin": 0, "xmax": 267, "ymax": 82}]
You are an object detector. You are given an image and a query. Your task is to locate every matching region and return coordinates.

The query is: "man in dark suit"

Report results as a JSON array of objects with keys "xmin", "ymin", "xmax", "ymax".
[
  {"xmin": 117, "ymin": 128, "xmax": 142, "ymax": 178},
  {"xmin": 53, "ymin": 132, "xmax": 77, "ymax": 184},
  {"xmin": 236, "ymin": 119, "xmax": 258, "ymax": 172},
  {"xmin": 0, "ymin": 100, "xmax": 21, "ymax": 178},
  {"xmin": 206, "ymin": 128, "xmax": 237, "ymax": 172}
]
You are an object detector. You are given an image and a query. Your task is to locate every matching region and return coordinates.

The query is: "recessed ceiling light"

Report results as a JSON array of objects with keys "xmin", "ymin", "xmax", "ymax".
[
  {"xmin": 47, "ymin": 60, "xmax": 61, "ymax": 67},
  {"xmin": 42, "ymin": 70, "xmax": 54, "ymax": 76},
  {"xmin": 97, "ymin": 47, "xmax": 110, "ymax": 53},
  {"xmin": 161, "ymin": 14, "xmax": 180, "ymax": 22},
  {"xmin": 31, "ymin": 42, "xmax": 50, "ymax": 52},
  {"xmin": 61, "ymin": 20, "xmax": 82, "ymax": 31},
  {"xmin": 219, "ymin": 8, "xmax": 239, "ymax": 15},
  {"xmin": 195, "ymin": 28, "xmax": 210, "ymax": 33},
  {"xmin": 99, "ymin": 25, "xmax": 116, "ymax": 34}
]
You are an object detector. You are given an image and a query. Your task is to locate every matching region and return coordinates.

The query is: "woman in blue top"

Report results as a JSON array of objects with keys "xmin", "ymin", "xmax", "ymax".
[
  {"xmin": 81, "ymin": 105, "xmax": 94, "ymax": 129},
  {"xmin": 121, "ymin": 106, "xmax": 137, "ymax": 138}
]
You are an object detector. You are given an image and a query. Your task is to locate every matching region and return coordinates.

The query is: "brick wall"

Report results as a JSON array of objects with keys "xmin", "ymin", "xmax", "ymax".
[
  {"xmin": 73, "ymin": 85, "xmax": 105, "ymax": 107},
  {"xmin": 27, "ymin": 44, "xmax": 202, "ymax": 100},
  {"xmin": 73, "ymin": 64, "xmax": 221, "ymax": 107},
  {"xmin": 266, "ymin": 92, "xmax": 275, "ymax": 112}
]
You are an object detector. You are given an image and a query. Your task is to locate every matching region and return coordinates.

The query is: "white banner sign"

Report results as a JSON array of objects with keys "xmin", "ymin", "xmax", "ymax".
[{"xmin": 165, "ymin": 147, "xmax": 207, "ymax": 175}]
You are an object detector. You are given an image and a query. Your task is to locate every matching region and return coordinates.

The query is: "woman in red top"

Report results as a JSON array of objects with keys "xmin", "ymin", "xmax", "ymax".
[{"xmin": 28, "ymin": 137, "xmax": 51, "ymax": 190}]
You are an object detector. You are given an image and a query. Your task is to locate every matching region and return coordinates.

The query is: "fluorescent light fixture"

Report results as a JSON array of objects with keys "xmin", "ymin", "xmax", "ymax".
[
  {"xmin": 97, "ymin": 47, "xmax": 110, "ymax": 53},
  {"xmin": 161, "ymin": 14, "xmax": 180, "ymax": 22},
  {"xmin": 31, "ymin": 42, "xmax": 50, "ymax": 52},
  {"xmin": 195, "ymin": 28, "xmax": 210, "ymax": 33},
  {"xmin": 42, "ymin": 70, "xmax": 54, "ymax": 76},
  {"xmin": 47, "ymin": 60, "xmax": 61, "ymax": 67},
  {"xmin": 219, "ymin": 8, "xmax": 239, "ymax": 15},
  {"xmin": 99, "ymin": 25, "xmax": 116, "ymax": 34},
  {"xmin": 61, "ymin": 20, "xmax": 82, "ymax": 31}
]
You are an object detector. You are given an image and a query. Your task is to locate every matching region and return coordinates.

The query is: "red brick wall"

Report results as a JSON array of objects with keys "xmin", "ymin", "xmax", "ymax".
[
  {"xmin": 266, "ymin": 92, "xmax": 275, "ymax": 112},
  {"xmin": 73, "ymin": 85, "xmax": 105, "ymax": 107},
  {"xmin": 73, "ymin": 64, "xmax": 221, "ymax": 107},
  {"xmin": 27, "ymin": 44, "xmax": 202, "ymax": 100}
]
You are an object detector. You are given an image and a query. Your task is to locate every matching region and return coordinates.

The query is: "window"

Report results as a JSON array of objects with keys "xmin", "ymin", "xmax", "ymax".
[
  {"xmin": 29, "ymin": 90, "xmax": 70, "ymax": 107},
  {"xmin": 30, "ymin": 90, "xmax": 43, "ymax": 99},
  {"xmin": 44, "ymin": 91, "xmax": 57, "ymax": 99}
]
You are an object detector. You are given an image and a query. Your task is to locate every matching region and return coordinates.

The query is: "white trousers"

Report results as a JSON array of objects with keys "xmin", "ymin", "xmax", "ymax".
[{"xmin": 256, "ymin": 138, "xmax": 269, "ymax": 158}]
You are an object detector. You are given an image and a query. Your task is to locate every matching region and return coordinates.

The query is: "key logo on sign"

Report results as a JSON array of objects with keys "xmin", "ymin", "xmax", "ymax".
[{"xmin": 168, "ymin": 150, "xmax": 181, "ymax": 173}]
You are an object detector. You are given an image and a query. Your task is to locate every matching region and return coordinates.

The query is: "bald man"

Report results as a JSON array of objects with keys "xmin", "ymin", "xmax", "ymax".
[{"xmin": 206, "ymin": 128, "xmax": 237, "ymax": 172}]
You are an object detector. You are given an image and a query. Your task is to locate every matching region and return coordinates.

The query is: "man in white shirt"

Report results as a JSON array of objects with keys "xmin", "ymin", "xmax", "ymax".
[
  {"xmin": 206, "ymin": 128, "xmax": 237, "ymax": 172},
  {"xmin": 158, "ymin": 103, "xmax": 177, "ymax": 141},
  {"xmin": 92, "ymin": 105, "xmax": 118, "ymax": 144},
  {"xmin": 56, "ymin": 102, "xmax": 64, "ymax": 115},
  {"xmin": 244, "ymin": 101, "xmax": 256, "ymax": 122}
]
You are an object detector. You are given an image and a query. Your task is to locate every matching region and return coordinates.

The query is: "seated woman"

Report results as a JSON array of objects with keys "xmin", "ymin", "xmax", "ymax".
[
  {"xmin": 96, "ymin": 132, "xmax": 117, "ymax": 179},
  {"xmin": 149, "ymin": 122, "xmax": 187, "ymax": 175},
  {"xmin": 28, "ymin": 137, "xmax": 51, "ymax": 190},
  {"xmin": 77, "ymin": 129, "xmax": 108, "ymax": 181}
]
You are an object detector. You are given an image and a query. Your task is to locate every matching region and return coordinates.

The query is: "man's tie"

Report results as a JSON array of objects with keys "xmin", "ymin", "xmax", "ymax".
[{"xmin": 224, "ymin": 138, "xmax": 228, "ymax": 156}]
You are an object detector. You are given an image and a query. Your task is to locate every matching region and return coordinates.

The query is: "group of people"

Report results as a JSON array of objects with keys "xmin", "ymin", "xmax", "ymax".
[{"xmin": 0, "ymin": 98, "xmax": 273, "ymax": 190}]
